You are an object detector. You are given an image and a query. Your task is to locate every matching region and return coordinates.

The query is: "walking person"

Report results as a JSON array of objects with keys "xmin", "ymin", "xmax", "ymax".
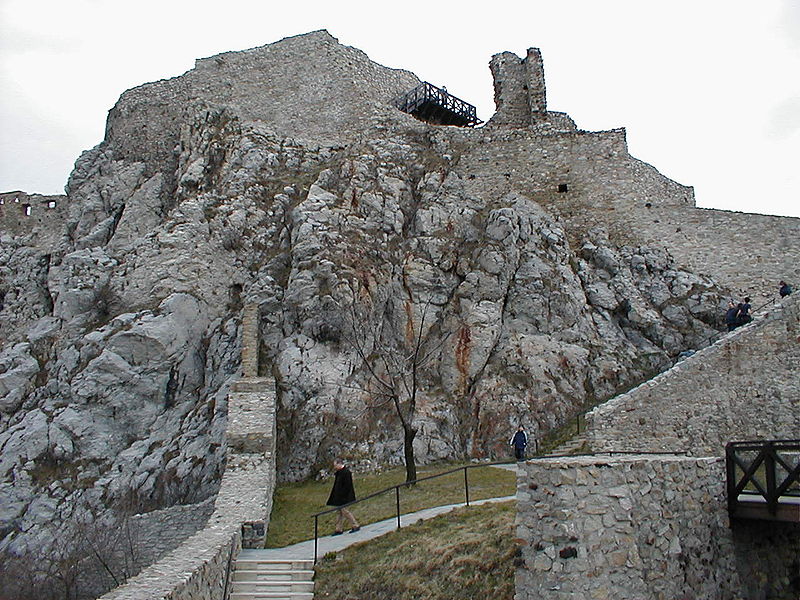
[
  {"xmin": 736, "ymin": 297, "xmax": 752, "ymax": 327},
  {"xmin": 725, "ymin": 300, "xmax": 739, "ymax": 332},
  {"xmin": 510, "ymin": 425, "xmax": 528, "ymax": 462},
  {"xmin": 326, "ymin": 458, "xmax": 360, "ymax": 535}
]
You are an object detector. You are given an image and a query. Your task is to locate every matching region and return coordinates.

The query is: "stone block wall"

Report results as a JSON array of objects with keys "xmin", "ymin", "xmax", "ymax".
[
  {"xmin": 638, "ymin": 205, "xmax": 800, "ymax": 297},
  {"xmin": 585, "ymin": 294, "xmax": 800, "ymax": 455},
  {"xmin": 105, "ymin": 30, "xmax": 420, "ymax": 173},
  {"xmin": 516, "ymin": 455, "xmax": 800, "ymax": 599},
  {"xmin": 0, "ymin": 191, "xmax": 66, "ymax": 250},
  {"xmin": 456, "ymin": 123, "xmax": 799, "ymax": 299},
  {"xmin": 100, "ymin": 368, "xmax": 277, "ymax": 600},
  {"xmin": 239, "ymin": 304, "xmax": 259, "ymax": 378}
]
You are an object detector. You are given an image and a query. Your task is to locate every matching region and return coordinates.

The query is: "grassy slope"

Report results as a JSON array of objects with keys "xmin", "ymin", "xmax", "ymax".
[
  {"xmin": 313, "ymin": 501, "xmax": 516, "ymax": 600},
  {"xmin": 267, "ymin": 462, "xmax": 516, "ymax": 547}
]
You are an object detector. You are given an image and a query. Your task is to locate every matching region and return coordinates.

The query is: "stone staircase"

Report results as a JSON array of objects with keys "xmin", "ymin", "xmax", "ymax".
[
  {"xmin": 229, "ymin": 552, "xmax": 314, "ymax": 600},
  {"xmin": 547, "ymin": 433, "xmax": 588, "ymax": 457}
]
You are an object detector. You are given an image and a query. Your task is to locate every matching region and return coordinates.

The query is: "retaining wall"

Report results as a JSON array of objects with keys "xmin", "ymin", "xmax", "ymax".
[
  {"xmin": 515, "ymin": 455, "xmax": 800, "ymax": 599},
  {"xmin": 585, "ymin": 293, "xmax": 800, "ymax": 455}
]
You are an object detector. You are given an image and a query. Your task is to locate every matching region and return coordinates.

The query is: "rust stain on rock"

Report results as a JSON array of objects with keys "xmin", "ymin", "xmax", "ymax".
[{"xmin": 455, "ymin": 325, "xmax": 471, "ymax": 390}]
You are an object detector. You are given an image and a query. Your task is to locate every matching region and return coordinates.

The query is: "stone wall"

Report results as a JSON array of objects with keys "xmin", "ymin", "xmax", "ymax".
[
  {"xmin": 0, "ymin": 191, "xmax": 66, "ymax": 250},
  {"xmin": 124, "ymin": 498, "xmax": 216, "ymax": 573},
  {"xmin": 104, "ymin": 29, "xmax": 420, "ymax": 175},
  {"xmin": 455, "ymin": 122, "xmax": 799, "ymax": 298},
  {"xmin": 639, "ymin": 205, "xmax": 800, "ymax": 298},
  {"xmin": 100, "ymin": 317, "xmax": 276, "ymax": 600},
  {"xmin": 585, "ymin": 293, "xmax": 800, "ymax": 455},
  {"xmin": 515, "ymin": 455, "xmax": 800, "ymax": 599}
]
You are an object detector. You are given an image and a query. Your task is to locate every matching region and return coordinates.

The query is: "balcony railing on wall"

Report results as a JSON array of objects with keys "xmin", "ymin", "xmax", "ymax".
[
  {"xmin": 393, "ymin": 82, "xmax": 481, "ymax": 127},
  {"xmin": 725, "ymin": 439, "xmax": 800, "ymax": 523}
]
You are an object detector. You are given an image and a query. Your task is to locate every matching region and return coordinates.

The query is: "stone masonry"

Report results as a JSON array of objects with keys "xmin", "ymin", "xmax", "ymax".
[
  {"xmin": 514, "ymin": 280, "xmax": 799, "ymax": 598},
  {"xmin": 515, "ymin": 455, "xmax": 799, "ymax": 600},
  {"xmin": 100, "ymin": 305, "xmax": 276, "ymax": 599},
  {"xmin": 585, "ymin": 293, "xmax": 800, "ymax": 455}
]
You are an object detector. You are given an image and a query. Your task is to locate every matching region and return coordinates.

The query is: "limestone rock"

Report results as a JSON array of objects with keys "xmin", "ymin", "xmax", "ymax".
[{"xmin": 0, "ymin": 30, "xmax": 765, "ymax": 597}]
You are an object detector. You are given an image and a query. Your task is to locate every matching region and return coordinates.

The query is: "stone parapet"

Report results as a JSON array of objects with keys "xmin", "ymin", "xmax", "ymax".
[
  {"xmin": 239, "ymin": 304, "xmax": 260, "ymax": 378},
  {"xmin": 99, "ymin": 377, "xmax": 277, "ymax": 600},
  {"xmin": 515, "ymin": 455, "xmax": 800, "ymax": 599},
  {"xmin": 585, "ymin": 294, "xmax": 800, "ymax": 455}
]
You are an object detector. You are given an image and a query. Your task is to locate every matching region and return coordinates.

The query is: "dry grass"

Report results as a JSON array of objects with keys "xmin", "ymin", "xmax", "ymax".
[
  {"xmin": 313, "ymin": 500, "xmax": 516, "ymax": 600},
  {"xmin": 267, "ymin": 462, "xmax": 516, "ymax": 548}
]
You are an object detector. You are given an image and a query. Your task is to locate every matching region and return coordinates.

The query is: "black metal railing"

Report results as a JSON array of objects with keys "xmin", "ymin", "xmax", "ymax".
[
  {"xmin": 310, "ymin": 461, "xmax": 508, "ymax": 562},
  {"xmin": 308, "ymin": 450, "xmax": 692, "ymax": 563},
  {"xmin": 726, "ymin": 439, "xmax": 800, "ymax": 519},
  {"xmin": 393, "ymin": 82, "xmax": 481, "ymax": 127}
]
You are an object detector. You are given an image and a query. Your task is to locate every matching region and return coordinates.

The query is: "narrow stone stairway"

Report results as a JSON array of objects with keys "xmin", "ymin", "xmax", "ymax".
[
  {"xmin": 546, "ymin": 433, "xmax": 588, "ymax": 457},
  {"xmin": 229, "ymin": 553, "xmax": 314, "ymax": 600}
]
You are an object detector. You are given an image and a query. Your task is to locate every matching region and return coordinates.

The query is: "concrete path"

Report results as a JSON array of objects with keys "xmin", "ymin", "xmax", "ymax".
[{"xmin": 245, "ymin": 466, "xmax": 519, "ymax": 561}]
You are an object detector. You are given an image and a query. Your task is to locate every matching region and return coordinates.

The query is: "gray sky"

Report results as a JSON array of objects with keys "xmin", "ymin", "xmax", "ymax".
[{"xmin": 1, "ymin": 0, "xmax": 798, "ymax": 217}]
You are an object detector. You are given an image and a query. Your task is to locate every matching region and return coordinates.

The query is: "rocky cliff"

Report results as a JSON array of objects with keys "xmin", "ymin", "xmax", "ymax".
[{"xmin": 0, "ymin": 29, "xmax": 758, "ymax": 596}]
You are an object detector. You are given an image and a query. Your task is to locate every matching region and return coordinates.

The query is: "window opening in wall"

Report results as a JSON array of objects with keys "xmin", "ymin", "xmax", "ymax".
[
  {"xmin": 645, "ymin": 202, "xmax": 652, "ymax": 208},
  {"xmin": 48, "ymin": 201, "xmax": 57, "ymax": 208},
  {"xmin": 558, "ymin": 183, "xmax": 568, "ymax": 193},
  {"xmin": 23, "ymin": 204, "xmax": 31, "ymax": 216}
]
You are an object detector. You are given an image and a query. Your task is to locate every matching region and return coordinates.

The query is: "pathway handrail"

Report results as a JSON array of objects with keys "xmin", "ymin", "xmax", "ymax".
[
  {"xmin": 310, "ymin": 450, "xmax": 691, "ymax": 562},
  {"xmin": 311, "ymin": 460, "xmax": 508, "ymax": 562}
]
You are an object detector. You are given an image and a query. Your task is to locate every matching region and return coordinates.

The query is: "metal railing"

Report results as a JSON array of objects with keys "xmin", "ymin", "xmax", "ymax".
[
  {"xmin": 308, "ymin": 450, "xmax": 693, "ymax": 563},
  {"xmin": 310, "ymin": 460, "xmax": 508, "ymax": 563},
  {"xmin": 393, "ymin": 82, "xmax": 481, "ymax": 127},
  {"xmin": 726, "ymin": 439, "xmax": 800, "ymax": 519}
]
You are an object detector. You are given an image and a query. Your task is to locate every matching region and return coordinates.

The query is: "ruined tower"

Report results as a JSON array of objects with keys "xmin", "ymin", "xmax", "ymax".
[{"xmin": 489, "ymin": 48, "xmax": 548, "ymax": 126}]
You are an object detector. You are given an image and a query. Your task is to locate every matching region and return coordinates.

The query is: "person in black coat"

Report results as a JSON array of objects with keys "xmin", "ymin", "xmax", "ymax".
[
  {"xmin": 736, "ymin": 297, "xmax": 752, "ymax": 327},
  {"xmin": 326, "ymin": 458, "xmax": 360, "ymax": 534},
  {"xmin": 725, "ymin": 301, "xmax": 739, "ymax": 332}
]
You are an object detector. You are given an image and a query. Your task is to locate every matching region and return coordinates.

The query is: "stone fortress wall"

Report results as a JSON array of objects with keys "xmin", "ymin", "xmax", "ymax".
[
  {"xmin": 505, "ymin": 50, "xmax": 800, "ymax": 599},
  {"xmin": 456, "ymin": 126, "xmax": 799, "ymax": 300},
  {"xmin": 0, "ymin": 191, "xmax": 66, "ymax": 250},
  {"xmin": 585, "ymin": 292, "xmax": 800, "ymax": 455},
  {"xmin": 100, "ymin": 306, "xmax": 276, "ymax": 600},
  {"xmin": 516, "ymin": 455, "xmax": 799, "ymax": 600},
  {"xmin": 5, "ymin": 33, "xmax": 798, "ymax": 599},
  {"xmin": 461, "ymin": 47, "xmax": 800, "ymax": 299},
  {"xmin": 515, "ymin": 293, "xmax": 800, "ymax": 599},
  {"xmin": 104, "ymin": 29, "xmax": 420, "ymax": 174}
]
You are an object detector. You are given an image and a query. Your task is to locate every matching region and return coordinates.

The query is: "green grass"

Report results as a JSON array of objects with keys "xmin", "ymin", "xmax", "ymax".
[
  {"xmin": 266, "ymin": 462, "xmax": 516, "ymax": 548},
  {"xmin": 313, "ymin": 500, "xmax": 516, "ymax": 600}
]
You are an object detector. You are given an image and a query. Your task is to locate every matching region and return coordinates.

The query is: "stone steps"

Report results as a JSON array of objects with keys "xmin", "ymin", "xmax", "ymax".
[
  {"xmin": 547, "ymin": 434, "xmax": 588, "ymax": 457},
  {"xmin": 230, "ymin": 557, "xmax": 315, "ymax": 600}
]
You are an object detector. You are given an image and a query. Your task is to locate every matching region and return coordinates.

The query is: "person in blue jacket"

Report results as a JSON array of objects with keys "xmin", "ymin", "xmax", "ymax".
[{"xmin": 510, "ymin": 425, "xmax": 528, "ymax": 461}]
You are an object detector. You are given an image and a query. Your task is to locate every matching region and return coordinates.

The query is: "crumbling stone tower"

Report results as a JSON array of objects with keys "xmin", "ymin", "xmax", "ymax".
[{"xmin": 489, "ymin": 48, "xmax": 548, "ymax": 126}]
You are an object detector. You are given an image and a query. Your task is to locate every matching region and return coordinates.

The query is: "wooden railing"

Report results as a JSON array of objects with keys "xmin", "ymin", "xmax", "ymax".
[{"xmin": 726, "ymin": 439, "xmax": 800, "ymax": 521}]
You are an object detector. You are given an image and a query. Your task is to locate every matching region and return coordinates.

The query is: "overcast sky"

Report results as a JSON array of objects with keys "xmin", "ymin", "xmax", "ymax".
[{"xmin": 1, "ymin": 0, "xmax": 798, "ymax": 217}]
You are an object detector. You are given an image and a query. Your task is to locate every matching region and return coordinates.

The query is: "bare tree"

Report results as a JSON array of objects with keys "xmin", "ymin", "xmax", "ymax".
[{"xmin": 340, "ymin": 279, "xmax": 449, "ymax": 483}]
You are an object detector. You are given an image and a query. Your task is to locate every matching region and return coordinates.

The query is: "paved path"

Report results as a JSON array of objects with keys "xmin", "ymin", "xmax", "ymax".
[{"xmin": 246, "ymin": 464, "xmax": 520, "ymax": 561}]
